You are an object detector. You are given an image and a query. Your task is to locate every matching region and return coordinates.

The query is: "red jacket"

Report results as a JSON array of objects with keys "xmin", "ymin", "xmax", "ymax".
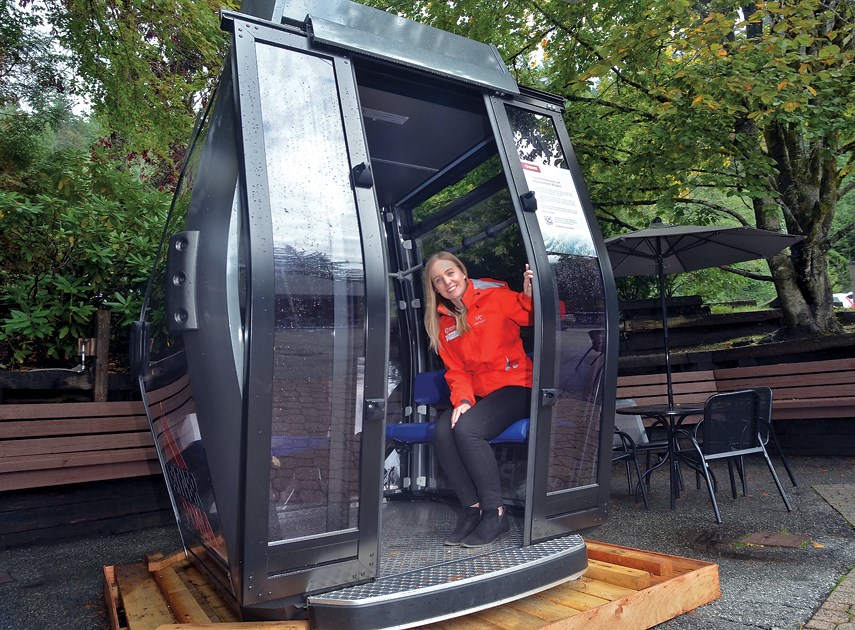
[{"xmin": 436, "ymin": 278, "xmax": 534, "ymax": 408}]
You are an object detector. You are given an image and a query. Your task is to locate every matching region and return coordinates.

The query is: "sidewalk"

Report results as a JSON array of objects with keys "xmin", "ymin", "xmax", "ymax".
[
  {"xmin": 0, "ymin": 455, "xmax": 853, "ymax": 629},
  {"xmin": 805, "ymin": 567, "xmax": 855, "ymax": 630},
  {"xmin": 803, "ymin": 484, "xmax": 855, "ymax": 630}
]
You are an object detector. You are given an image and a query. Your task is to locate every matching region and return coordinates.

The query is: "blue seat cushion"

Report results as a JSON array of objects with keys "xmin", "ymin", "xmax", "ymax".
[
  {"xmin": 414, "ymin": 369, "xmax": 451, "ymax": 406},
  {"xmin": 386, "ymin": 418, "xmax": 529, "ymax": 445},
  {"xmin": 271, "ymin": 435, "xmax": 330, "ymax": 457},
  {"xmin": 391, "ymin": 369, "xmax": 529, "ymax": 445},
  {"xmin": 385, "ymin": 422, "xmax": 436, "ymax": 443}
]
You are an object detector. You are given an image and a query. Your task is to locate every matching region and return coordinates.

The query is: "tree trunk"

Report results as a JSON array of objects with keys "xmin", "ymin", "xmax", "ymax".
[{"xmin": 761, "ymin": 121, "xmax": 842, "ymax": 336}]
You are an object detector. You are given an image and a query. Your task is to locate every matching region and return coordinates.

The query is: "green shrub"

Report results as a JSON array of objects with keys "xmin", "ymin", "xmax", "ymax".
[{"xmin": 0, "ymin": 146, "xmax": 169, "ymax": 368}]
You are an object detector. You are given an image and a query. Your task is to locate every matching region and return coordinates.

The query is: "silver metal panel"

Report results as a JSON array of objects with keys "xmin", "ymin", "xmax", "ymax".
[
  {"xmin": 276, "ymin": 0, "xmax": 517, "ymax": 94},
  {"xmin": 307, "ymin": 15, "xmax": 519, "ymax": 95}
]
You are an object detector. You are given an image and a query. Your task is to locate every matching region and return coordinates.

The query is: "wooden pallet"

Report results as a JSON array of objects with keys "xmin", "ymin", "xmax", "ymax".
[{"xmin": 104, "ymin": 540, "xmax": 720, "ymax": 630}]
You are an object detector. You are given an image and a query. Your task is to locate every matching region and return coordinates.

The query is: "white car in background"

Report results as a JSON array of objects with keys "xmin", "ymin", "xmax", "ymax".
[{"xmin": 832, "ymin": 292, "xmax": 854, "ymax": 308}]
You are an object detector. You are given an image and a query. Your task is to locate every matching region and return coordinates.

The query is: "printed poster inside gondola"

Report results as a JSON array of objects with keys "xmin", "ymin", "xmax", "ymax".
[{"xmin": 521, "ymin": 161, "xmax": 595, "ymax": 257}]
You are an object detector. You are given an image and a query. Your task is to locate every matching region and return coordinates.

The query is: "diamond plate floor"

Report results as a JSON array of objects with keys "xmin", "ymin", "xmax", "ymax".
[
  {"xmin": 377, "ymin": 500, "xmax": 524, "ymax": 578},
  {"xmin": 310, "ymin": 500, "xmax": 585, "ymax": 608}
]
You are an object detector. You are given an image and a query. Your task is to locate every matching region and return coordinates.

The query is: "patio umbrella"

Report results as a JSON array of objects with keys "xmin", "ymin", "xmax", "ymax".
[{"xmin": 605, "ymin": 218, "xmax": 805, "ymax": 407}]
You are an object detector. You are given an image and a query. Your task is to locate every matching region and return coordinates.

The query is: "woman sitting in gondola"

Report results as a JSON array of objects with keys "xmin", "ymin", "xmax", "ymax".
[{"xmin": 422, "ymin": 251, "xmax": 534, "ymax": 547}]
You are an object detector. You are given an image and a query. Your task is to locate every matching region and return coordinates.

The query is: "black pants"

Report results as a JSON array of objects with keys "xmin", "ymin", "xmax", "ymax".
[{"xmin": 433, "ymin": 386, "xmax": 531, "ymax": 511}]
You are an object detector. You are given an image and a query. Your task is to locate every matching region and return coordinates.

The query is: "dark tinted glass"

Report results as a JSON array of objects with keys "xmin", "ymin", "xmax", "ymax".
[
  {"xmin": 255, "ymin": 43, "xmax": 365, "ymax": 541},
  {"xmin": 505, "ymin": 106, "xmax": 606, "ymax": 493}
]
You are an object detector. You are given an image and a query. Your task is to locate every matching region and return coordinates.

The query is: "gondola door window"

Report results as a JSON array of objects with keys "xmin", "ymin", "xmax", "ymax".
[
  {"xmin": 505, "ymin": 106, "xmax": 606, "ymax": 495},
  {"xmin": 256, "ymin": 44, "xmax": 366, "ymax": 542}
]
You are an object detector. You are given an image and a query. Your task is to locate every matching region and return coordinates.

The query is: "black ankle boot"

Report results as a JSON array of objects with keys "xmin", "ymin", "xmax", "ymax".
[
  {"xmin": 444, "ymin": 506, "xmax": 481, "ymax": 546},
  {"xmin": 460, "ymin": 508, "xmax": 510, "ymax": 548}
]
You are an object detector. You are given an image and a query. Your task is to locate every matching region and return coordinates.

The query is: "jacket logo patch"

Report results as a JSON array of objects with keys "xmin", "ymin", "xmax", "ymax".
[
  {"xmin": 473, "ymin": 314, "xmax": 485, "ymax": 326},
  {"xmin": 444, "ymin": 325, "xmax": 458, "ymax": 342}
]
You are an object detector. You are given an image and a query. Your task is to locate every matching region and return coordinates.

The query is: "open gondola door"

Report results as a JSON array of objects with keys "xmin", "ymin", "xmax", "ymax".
[
  {"xmin": 488, "ymin": 94, "xmax": 619, "ymax": 543},
  {"xmin": 227, "ymin": 15, "xmax": 391, "ymax": 610}
]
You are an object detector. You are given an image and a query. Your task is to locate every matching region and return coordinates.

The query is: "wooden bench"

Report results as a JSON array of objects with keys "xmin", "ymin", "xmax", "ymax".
[
  {"xmin": 617, "ymin": 358, "xmax": 855, "ymax": 426},
  {"xmin": 713, "ymin": 357, "xmax": 855, "ymax": 423},
  {"xmin": 0, "ymin": 400, "xmax": 156, "ymax": 491},
  {"xmin": 616, "ymin": 370, "xmax": 717, "ymax": 428},
  {"xmin": 0, "ymin": 377, "xmax": 190, "ymax": 492}
]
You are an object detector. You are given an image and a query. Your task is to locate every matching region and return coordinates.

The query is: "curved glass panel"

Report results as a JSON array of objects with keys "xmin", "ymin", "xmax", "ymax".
[
  {"xmin": 141, "ymin": 90, "xmax": 230, "ymax": 563},
  {"xmin": 255, "ymin": 42, "xmax": 365, "ymax": 542},
  {"xmin": 505, "ymin": 106, "xmax": 606, "ymax": 494}
]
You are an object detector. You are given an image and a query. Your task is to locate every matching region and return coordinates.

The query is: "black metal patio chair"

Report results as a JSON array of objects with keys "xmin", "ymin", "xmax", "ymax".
[
  {"xmin": 612, "ymin": 399, "xmax": 661, "ymax": 508},
  {"xmin": 748, "ymin": 386, "xmax": 798, "ymax": 487},
  {"xmin": 675, "ymin": 389, "xmax": 793, "ymax": 523}
]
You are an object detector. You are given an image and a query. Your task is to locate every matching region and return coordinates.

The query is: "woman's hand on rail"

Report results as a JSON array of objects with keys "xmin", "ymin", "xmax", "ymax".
[
  {"xmin": 523, "ymin": 264, "xmax": 533, "ymax": 298},
  {"xmin": 451, "ymin": 403, "xmax": 471, "ymax": 428}
]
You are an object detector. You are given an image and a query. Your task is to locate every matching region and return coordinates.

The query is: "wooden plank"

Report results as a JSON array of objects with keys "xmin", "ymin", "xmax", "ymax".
[
  {"xmin": 471, "ymin": 604, "xmax": 549, "ymax": 629},
  {"xmin": 712, "ymin": 357, "xmax": 855, "ymax": 380},
  {"xmin": 152, "ymin": 565, "xmax": 212, "ymax": 625},
  {"xmin": 177, "ymin": 562, "xmax": 241, "ymax": 624},
  {"xmin": 504, "ymin": 593, "xmax": 583, "ymax": 622},
  {"xmin": 716, "ymin": 371, "xmax": 855, "ymax": 389},
  {"xmin": 0, "ymin": 400, "xmax": 145, "ymax": 420},
  {"xmin": 563, "ymin": 575, "xmax": 636, "ymax": 601},
  {"xmin": 586, "ymin": 541, "xmax": 674, "ymax": 577},
  {"xmin": 541, "ymin": 562, "xmax": 721, "ymax": 629},
  {"xmin": 583, "ymin": 559, "xmax": 652, "ymax": 590},
  {"xmin": 0, "ymin": 447, "xmax": 157, "ymax": 474},
  {"xmin": 114, "ymin": 563, "xmax": 176, "ymax": 630},
  {"xmin": 146, "ymin": 550, "xmax": 187, "ymax": 573},
  {"xmin": 103, "ymin": 565, "xmax": 125, "ymax": 630},
  {"xmin": 426, "ymin": 616, "xmax": 505, "ymax": 629},
  {"xmin": 0, "ymin": 414, "xmax": 149, "ymax": 439},
  {"xmin": 537, "ymin": 584, "xmax": 610, "ymax": 612},
  {"xmin": 0, "ymin": 432, "xmax": 153, "ymax": 457},
  {"xmin": 0, "ymin": 459, "xmax": 161, "ymax": 491},
  {"xmin": 618, "ymin": 370, "xmax": 716, "ymax": 386},
  {"xmin": 773, "ymin": 403, "xmax": 855, "ymax": 421},
  {"xmin": 717, "ymin": 380, "xmax": 855, "ymax": 398}
]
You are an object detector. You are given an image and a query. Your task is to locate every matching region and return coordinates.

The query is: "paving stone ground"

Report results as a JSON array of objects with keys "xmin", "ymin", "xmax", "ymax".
[{"xmin": 804, "ymin": 484, "xmax": 855, "ymax": 630}]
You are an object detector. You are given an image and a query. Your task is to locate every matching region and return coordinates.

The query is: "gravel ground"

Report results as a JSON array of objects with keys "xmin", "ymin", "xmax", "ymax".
[{"xmin": 0, "ymin": 455, "xmax": 852, "ymax": 629}]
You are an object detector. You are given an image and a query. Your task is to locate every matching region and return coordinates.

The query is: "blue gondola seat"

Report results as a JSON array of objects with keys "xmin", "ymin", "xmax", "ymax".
[{"xmin": 385, "ymin": 370, "xmax": 530, "ymax": 445}]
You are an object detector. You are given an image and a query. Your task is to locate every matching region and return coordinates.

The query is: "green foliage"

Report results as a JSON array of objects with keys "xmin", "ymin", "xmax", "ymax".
[
  {"xmin": 0, "ymin": 143, "xmax": 170, "ymax": 367},
  {"xmin": 0, "ymin": 0, "xmax": 232, "ymax": 370},
  {"xmin": 368, "ymin": 0, "xmax": 853, "ymax": 332},
  {"xmin": 45, "ymin": 0, "xmax": 239, "ymax": 175},
  {"xmin": 0, "ymin": 0, "xmax": 69, "ymax": 110}
]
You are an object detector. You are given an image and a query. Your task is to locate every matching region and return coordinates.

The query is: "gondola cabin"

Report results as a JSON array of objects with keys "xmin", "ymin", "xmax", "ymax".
[{"xmin": 133, "ymin": 0, "xmax": 619, "ymax": 627}]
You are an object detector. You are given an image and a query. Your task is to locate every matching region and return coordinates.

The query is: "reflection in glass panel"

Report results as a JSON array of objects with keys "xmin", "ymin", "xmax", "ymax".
[
  {"xmin": 505, "ymin": 106, "xmax": 605, "ymax": 494},
  {"xmin": 142, "ymin": 90, "xmax": 229, "ymax": 563},
  {"xmin": 256, "ymin": 43, "xmax": 364, "ymax": 542},
  {"xmin": 155, "ymin": 401, "xmax": 227, "ymax": 560}
]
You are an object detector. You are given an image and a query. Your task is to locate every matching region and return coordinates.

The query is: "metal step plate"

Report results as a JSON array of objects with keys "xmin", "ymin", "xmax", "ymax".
[{"xmin": 308, "ymin": 501, "xmax": 587, "ymax": 630}]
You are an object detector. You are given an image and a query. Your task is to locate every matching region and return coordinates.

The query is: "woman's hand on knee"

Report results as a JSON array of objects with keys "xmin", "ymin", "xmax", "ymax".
[{"xmin": 451, "ymin": 403, "xmax": 471, "ymax": 428}]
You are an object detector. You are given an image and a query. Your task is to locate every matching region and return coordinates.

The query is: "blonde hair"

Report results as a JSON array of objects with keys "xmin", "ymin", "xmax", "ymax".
[{"xmin": 423, "ymin": 252, "xmax": 471, "ymax": 352}]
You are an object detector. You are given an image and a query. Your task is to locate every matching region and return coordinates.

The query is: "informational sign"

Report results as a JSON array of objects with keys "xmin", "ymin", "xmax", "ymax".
[{"xmin": 521, "ymin": 161, "xmax": 595, "ymax": 257}]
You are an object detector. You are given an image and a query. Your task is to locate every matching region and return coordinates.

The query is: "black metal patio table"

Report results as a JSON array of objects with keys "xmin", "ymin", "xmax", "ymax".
[{"xmin": 616, "ymin": 403, "xmax": 705, "ymax": 509}]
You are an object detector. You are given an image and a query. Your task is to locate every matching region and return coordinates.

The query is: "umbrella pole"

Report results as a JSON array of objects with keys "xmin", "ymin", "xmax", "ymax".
[{"xmin": 657, "ymin": 252, "xmax": 675, "ymax": 409}]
